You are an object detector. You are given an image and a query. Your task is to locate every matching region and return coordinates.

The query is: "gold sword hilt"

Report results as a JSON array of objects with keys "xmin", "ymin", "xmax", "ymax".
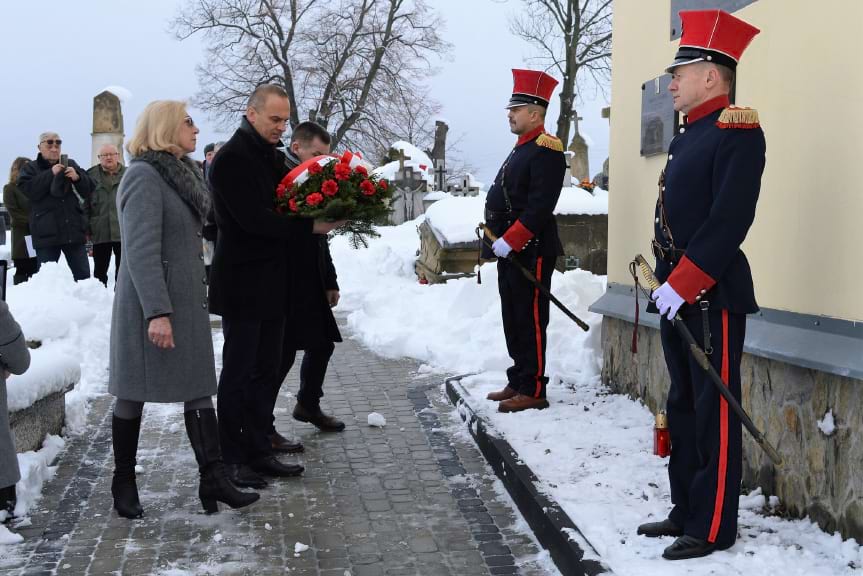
[{"xmin": 634, "ymin": 254, "xmax": 662, "ymax": 292}]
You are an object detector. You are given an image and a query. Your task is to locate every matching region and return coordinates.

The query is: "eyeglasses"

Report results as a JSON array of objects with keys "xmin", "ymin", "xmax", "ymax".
[
  {"xmin": 98, "ymin": 153, "xmax": 119, "ymax": 159},
  {"xmin": 40, "ymin": 139, "xmax": 62, "ymax": 147},
  {"xmin": 184, "ymin": 117, "xmax": 195, "ymax": 127}
]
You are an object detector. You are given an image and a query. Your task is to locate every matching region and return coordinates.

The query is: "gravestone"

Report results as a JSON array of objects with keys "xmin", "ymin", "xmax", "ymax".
[
  {"xmin": 568, "ymin": 112, "xmax": 589, "ymax": 182},
  {"xmin": 389, "ymin": 165, "xmax": 428, "ymax": 225},
  {"xmin": 91, "ymin": 90, "xmax": 125, "ymax": 166},
  {"xmin": 449, "ymin": 175, "xmax": 479, "ymax": 197}
]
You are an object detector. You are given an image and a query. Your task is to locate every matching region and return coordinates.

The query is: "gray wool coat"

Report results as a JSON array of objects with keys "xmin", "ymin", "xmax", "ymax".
[
  {"xmin": 109, "ymin": 161, "xmax": 216, "ymax": 402},
  {"xmin": 0, "ymin": 300, "xmax": 32, "ymax": 488}
]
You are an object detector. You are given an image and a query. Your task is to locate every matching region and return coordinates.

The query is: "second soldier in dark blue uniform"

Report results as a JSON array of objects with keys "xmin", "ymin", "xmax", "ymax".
[
  {"xmin": 484, "ymin": 69, "xmax": 566, "ymax": 413},
  {"xmin": 636, "ymin": 9, "xmax": 765, "ymax": 561}
]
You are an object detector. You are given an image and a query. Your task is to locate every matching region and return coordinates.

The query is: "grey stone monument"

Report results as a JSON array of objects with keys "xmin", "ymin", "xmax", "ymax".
[
  {"xmin": 91, "ymin": 90, "xmax": 125, "ymax": 166},
  {"xmin": 568, "ymin": 112, "xmax": 589, "ymax": 182},
  {"xmin": 389, "ymin": 149, "xmax": 428, "ymax": 225}
]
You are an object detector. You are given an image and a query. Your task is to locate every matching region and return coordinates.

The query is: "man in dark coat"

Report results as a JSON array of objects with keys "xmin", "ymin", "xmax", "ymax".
[
  {"xmin": 87, "ymin": 144, "xmax": 124, "ymax": 285},
  {"xmin": 483, "ymin": 69, "xmax": 566, "ymax": 414},
  {"xmin": 208, "ymin": 85, "xmax": 342, "ymax": 489},
  {"xmin": 266, "ymin": 121, "xmax": 345, "ymax": 448},
  {"xmin": 635, "ymin": 10, "xmax": 765, "ymax": 561},
  {"xmin": 17, "ymin": 132, "xmax": 93, "ymax": 281}
]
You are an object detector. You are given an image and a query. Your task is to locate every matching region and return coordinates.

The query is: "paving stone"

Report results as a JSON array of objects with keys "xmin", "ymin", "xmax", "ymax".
[{"xmin": 7, "ymin": 316, "xmax": 552, "ymax": 575}]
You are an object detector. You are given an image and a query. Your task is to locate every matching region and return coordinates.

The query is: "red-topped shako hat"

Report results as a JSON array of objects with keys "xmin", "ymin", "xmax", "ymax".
[
  {"xmin": 506, "ymin": 69, "xmax": 559, "ymax": 109},
  {"xmin": 666, "ymin": 9, "xmax": 760, "ymax": 73}
]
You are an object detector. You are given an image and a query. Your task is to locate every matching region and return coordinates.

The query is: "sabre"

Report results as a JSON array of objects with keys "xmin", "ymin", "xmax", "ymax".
[
  {"xmin": 478, "ymin": 223, "xmax": 589, "ymax": 332},
  {"xmin": 632, "ymin": 254, "xmax": 783, "ymax": 467}
]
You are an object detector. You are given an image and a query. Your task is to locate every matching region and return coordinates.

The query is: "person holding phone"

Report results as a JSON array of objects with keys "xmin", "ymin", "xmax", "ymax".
[{"xmin": 16, "ymin": 132, "xmax": 93, "ymax": 281}]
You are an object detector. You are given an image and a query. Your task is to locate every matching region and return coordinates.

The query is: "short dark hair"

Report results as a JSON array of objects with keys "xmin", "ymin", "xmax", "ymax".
[
  {"xmin": 247, "ymin": 84, "xmax": 289, "ymax": 111},
  {"xmin": 290, "ymin": 121, "xmax": 332, "ymax": 146},
  {"xmin": 204, "ymin": 142, "xmax": 215, "ymax": 154}
]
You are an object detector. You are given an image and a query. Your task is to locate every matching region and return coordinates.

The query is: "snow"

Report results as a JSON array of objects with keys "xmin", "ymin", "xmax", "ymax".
[
  {"xmin": 294, "ymin": 542, "xmax": 309, "ymax": 554},
  {"xmin": 817, "ymin": 410, "xmax": 836, "ymax": 436},
  {"xmin": 102, "ymin": 85, "xmax": 133, "ymax": 102},
  {"xmin": 424, "ymin": 195, "xmax": 485, "ymax": 245},
  {"xmin": 5, "ymin": 351, "xmax": 79, "ymax": 412},
  {"xmin": 329, "ymin": 218, "xmax": 863, "ymax": 576},
  {"xmin": 367, "ymin": 412, "xmax": 387, "ymax": 427},
  {"xmin": 555, "ymin": 186, "xmax": 608, "ymax": 215},
  {"xmin": 372, "ymin": 140, "xmax": 435, "ymax": 185}
]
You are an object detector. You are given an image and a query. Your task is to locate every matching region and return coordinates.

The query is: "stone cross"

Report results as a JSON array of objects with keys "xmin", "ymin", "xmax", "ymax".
[
  {"xmin": 434, "ymin": 162, "xmax": 448, "ymax": 192},
  {"xmin": 396, "ymin": 149, "xmax": 412, "ymax": 171}
]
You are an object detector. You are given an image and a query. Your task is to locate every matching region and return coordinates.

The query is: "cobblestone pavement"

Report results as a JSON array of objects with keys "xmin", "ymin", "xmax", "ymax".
[{"xmin": 0, "ymin": 319, "xmax": 552, "ymax": 576}]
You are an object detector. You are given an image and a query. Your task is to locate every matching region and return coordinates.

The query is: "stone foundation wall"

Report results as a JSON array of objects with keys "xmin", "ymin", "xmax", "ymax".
[
  {"xmin": 9, "ymin": 389, "xmax": 69, "ymax": 453},
  {"xmin": 601, "ymin": 316, "xmax": 863, "ymax": 541}
]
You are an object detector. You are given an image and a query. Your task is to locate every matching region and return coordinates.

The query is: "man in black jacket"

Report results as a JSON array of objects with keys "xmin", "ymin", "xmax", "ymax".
[
  {"xmin": 208, "ymin": 85, "xmax": 341, "ymax": 488},
  {"xmin": 17, "ymin": 132, "xmax": 93, "ymax": 281},
  {"xmin": 266, "ymin": 122, "xmax": 345, "ymax": 449}
]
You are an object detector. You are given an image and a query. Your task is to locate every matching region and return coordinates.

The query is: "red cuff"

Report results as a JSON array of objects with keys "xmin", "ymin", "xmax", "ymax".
[
  {"xmin": 502, "ymin": 220, "xmax": 534, "ymax": 252},
  {"xmin": 667, "ymin": 255, "xmax": 716, "ymax": 304}
]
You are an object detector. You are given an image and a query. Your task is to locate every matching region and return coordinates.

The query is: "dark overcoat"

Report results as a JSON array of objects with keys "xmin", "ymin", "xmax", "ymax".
[
  {"xmin": 284, "ymin": 234, "xmax": 342, "ymax": 348},
  {"xmin": 2, "ymin": 183, "xmax": 31, "ymax": 260}
]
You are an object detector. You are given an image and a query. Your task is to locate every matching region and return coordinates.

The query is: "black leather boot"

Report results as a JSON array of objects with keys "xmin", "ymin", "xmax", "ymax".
[
  {"xmin": 184, "ymin": 409, "xmax": 260, "ymax": 514},
  {"xmin": 111, "ymin": 415, "xmax": 144, "ymax": 519},
  {"xmin": 0, "ymin": 484, "xmax": 16, "ymax": 522}
]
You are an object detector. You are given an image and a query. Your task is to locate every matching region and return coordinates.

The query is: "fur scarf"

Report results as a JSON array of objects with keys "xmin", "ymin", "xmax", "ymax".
[{"xmin": 134, "ymin": 151, "xmax": 210, "ymax": 222}]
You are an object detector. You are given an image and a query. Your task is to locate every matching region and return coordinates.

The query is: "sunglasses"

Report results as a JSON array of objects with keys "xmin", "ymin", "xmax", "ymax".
[
  {"xmin": 184, "ymin": 116, "xmax": 195, "ymax": 127},
  {"xmin": 41, "ymin": 139, "xmax": 62, "ymax": 147}
]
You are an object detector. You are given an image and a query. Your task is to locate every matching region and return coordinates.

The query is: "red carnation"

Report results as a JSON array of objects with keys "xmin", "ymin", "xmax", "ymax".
[
  {"xmin": 288, "ymin": 198, "xmax": 298, "ymax": 212},
  {"xmin": 322, "ymin": 179, "xmax": 339, "ymax": 197},
  {"xmin": 308, "ymin": 162, "xmax": 323, "ymax": 175},
  {"xmin": 378, "ymin": 179, "xmax": 389, "ymax": 191},
  {"xmin": 276, "ymin": 184, "xmax": 287, "ymax": 198},
  {"xmin": 334, "ymin": 163, "xmax": 351, "ymax": 181},
  {"xmin": 306, "ymin": 192, "xmax": 324, "ymax": 206},
  {"xmin": 360, "ymin": 180, "xmax": 376, "ymax": 196},
  {"xmin": 355, "ymin": 165, "xmax": 368, "ymax": 176}
]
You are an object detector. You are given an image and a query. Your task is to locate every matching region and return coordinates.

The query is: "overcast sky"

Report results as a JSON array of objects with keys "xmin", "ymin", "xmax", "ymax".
[{"xmin": 0, "ymin": 0, "xmax": 609, "ymax": 185}]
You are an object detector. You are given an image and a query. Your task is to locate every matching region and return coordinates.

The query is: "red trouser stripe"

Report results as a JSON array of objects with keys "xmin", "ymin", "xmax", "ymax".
[
  {"xmin": 708, "ymin": 310, "xmax": 730, "ymax": 543},
  {"xmin": 532, "ymin": 257, "xmax": 544, "ymax": 398}
]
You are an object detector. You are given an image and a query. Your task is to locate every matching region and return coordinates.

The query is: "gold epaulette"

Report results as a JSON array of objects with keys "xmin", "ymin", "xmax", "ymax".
[
  {"xmin": 716, "ymin": 106, "xmax": 760, "ymax": 129},
  {"xmin": 536, "ymin": 133, "xmax": 564, "ymax": 152}
]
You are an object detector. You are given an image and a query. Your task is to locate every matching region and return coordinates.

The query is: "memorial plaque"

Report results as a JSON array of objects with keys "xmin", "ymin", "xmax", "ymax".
[
  {"xmin": 641, "ymin": 74, "xmax": 677, "ymax": 157},
  {"xmin": 670, "ymin": 0, "xmax": 758, "ymax": 39}
]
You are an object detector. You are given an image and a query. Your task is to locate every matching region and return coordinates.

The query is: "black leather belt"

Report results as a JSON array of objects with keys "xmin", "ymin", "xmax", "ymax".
[
  {"xmin": 651, "ymin": 239, "xmax": 685, "ymax": 263},
  {"xmin": 484, "ymin": 209, "xmax": 520, "ymax": 223}
]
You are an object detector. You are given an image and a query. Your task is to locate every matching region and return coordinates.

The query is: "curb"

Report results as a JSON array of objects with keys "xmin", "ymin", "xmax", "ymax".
[{"xmin": 445, "ymin": 375, "xmax": 615, "ymax": 576}]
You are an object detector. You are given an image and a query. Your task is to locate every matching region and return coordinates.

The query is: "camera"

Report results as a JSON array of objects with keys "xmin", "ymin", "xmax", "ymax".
[{"xmin": 59, "ymin": 153, "xmax": 68, "ymax": 167}]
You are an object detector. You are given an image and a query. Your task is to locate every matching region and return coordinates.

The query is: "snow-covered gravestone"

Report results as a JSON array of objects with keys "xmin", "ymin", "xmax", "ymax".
[{"xmin": 415, "ymin": 195, "xmax": 484, "ymax": 283}]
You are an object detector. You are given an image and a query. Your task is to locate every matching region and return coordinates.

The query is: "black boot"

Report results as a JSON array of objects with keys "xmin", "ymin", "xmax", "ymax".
[
  {"xmin": 184, "ymin": 409, "xmax": 260, "ymax": 514},
  {"xmin": 111, "ymin": 415, "xmax": 144, "ymax": 519},
  {"xmin": 0, "ymin": 484, "xmax": 16, "ymax": 522}
]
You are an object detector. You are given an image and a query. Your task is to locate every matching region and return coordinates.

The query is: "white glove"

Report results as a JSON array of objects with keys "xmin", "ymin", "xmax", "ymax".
[
  {"xmin": 652, "ymin": 282, "xmax": 685, "ymax": 320},
  {"xmin": 492, "ymin": 238, "xmax": 512, "ymax": 258}
]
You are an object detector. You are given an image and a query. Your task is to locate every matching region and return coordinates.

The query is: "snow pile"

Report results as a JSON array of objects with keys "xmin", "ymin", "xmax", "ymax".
[
  {"xmin": 367, "ymin": 412, "xmax": 386, "ymax": 427},
  {"xmin": 555, "ymin": 186, "xmax": 608, "ymax": 215},
  {"xmin": 11, "ymin": 435, "xmax": 65, "ymax": 519},
  {"xmin": 372, "ymin": 141, "xmax": 434, "ymax": 185},
  {"xmin": 423, "ymin": 194, "xmax": 485, "ymax": 245},
  {"xmin": 6, "ymin": 261, "xmax": 114, "ymax": 431},
  {"xmin": 102, "ymin": 85, "xmax": 133, "ymax": 102},
  {"xmin": 817, "ymin": 410, "xmax": 836, "ymax": 436}
]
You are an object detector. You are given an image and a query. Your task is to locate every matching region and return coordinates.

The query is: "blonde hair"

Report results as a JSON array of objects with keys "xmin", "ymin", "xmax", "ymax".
[
  {"xmin": 127, "ymin": 100, "xmax": 188, "ymax": 157},
  {"xmin": 8, "ymin": 156, "xmax": 30, "ymax": 185}
]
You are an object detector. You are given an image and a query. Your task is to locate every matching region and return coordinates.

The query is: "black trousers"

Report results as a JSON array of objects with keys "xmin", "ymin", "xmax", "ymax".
[
  {"xmin": 268, "ymin": 341, "xmax": 335, "ymax": 434},
  {"xmin": 217, "ymin": 316, "xmax": 285, "ymax": 464},
  {"xmin": 12, "ymin": 258, "xmax": 38, "ymax": 284},
  {"xmin": 497, "ymin": 246, "xmax": 555, "ymax": 399},
  {"xmin": 661, "ymin": 308, "xmax": 745, "ymax": 548},
  {"xmin": 93, "ymin": 242, "xmax": 121, "ymax": 285}
]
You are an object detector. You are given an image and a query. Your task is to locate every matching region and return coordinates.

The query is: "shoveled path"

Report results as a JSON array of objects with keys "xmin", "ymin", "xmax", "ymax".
[{"xmin": 0, "ymin": 318, "xmax": 551, "ymax": 576}]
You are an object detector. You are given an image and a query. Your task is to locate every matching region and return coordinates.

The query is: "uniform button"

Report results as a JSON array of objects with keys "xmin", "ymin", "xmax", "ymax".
[
  {"xmin": 662, "ymin": 186, "xmax": 666, "ymax": 191},
  {"xmin": 700, "ymin": 289, "xmax": 707, "ymax": 294},
  {"xmin": 668, "ymin": 154, "xmax": 673, "ymax": 160},
  {"xmin": 679, "ymin": 127, "xmax": 685, "ymax": 134},
  {"xmin": 655, "ymin": 218, "xmax": 660, "ymax": 224},
  {"xmin": 199, "ymin": 254, "xmax": 204, "ymax": 260},
  {"xmin": 695, "ymin": 295, "xmax": 702, "ymax": 302}
]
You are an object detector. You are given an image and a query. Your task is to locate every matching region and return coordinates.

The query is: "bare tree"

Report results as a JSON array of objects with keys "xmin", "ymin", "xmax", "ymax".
[
  {"xmin": 171, "ymin": 0, "xmax": 451, "ymax": 158},
  {"xmin": 509, "ymin": 0, "xmax": 612, "ymax": 146}
]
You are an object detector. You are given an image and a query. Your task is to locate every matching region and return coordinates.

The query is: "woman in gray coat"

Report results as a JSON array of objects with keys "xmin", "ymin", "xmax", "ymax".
[
  {"xmin": 0, "ymin": 300, "xmax": 32, "ymax": 523},
  {"xmin": 109, "ymin": 100, "xmax": 258, "ymax": 518}
]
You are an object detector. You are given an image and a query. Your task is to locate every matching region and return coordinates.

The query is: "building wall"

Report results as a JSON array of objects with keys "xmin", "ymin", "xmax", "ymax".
[{"xmin": 608, "ymin": 0, "xmax": 863, "ymax": 322}]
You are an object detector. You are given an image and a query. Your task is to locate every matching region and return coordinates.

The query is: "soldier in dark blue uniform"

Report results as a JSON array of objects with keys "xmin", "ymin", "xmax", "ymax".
[
  {"xmin": 483, "ymin": 69, "xmax": 566, "ymax": 413},
  {"xmin": 636, "ymin": 10, "xmax": 765, "ymax": 560}
]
